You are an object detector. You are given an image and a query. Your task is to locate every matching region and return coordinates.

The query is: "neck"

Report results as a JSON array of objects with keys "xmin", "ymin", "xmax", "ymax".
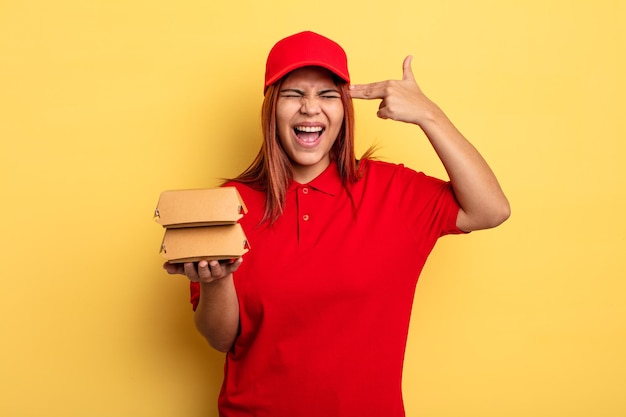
[{"xmin": 291, "ymin": 160, "xmax": 331, "ymax": 184}]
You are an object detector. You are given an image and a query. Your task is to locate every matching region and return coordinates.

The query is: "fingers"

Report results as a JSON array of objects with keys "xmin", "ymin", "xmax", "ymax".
[
  {"xmin": 349, "ymin": 55, "xmax": 415, "ymax": 100},
  {"xmin": 165, "ymin": 258, "xmax": 243, "ymax": 283},
  {"xmin": 182, "ymin": 262, "xmax": 200, "ymax": 280},
  {"xmin": 195, "ymin": 260, "xmax": 220, "ymax": 282},
  {"xmin": 349, "ymin": 82, "xmax": 387, "ymax": 100}
]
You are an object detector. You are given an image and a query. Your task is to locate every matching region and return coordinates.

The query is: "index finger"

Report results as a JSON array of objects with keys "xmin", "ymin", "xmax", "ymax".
[{"xmin": 349, "ymin": 82, "xmax": 388, "ymax": 100}]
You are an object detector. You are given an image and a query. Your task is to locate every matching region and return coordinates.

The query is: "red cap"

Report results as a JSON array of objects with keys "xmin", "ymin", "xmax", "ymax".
[{"xmin": 264, "ymin": 31, "xmax": 350, "ymax": 94}]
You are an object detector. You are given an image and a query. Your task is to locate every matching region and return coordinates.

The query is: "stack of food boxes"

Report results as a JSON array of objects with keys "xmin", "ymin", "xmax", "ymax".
[{"xmin": 154, "ymin": 187, "xmax": 249, "ymax": 263}]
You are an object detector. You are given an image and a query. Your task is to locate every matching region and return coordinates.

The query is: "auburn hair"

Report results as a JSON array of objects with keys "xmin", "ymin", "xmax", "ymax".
[{"xmin": 231, "ymin": 75, "xmax": 370, "ymax": 224}]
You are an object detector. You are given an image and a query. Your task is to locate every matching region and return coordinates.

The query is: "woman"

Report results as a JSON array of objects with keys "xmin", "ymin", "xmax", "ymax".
[{"xmin": 164, "ymin": 31, "xmax": 509, "ymax": 417}]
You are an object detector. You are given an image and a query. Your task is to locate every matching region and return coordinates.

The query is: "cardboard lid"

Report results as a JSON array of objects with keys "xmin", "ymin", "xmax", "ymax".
[
  {"xmin": 160, "ymin": 223, "xmax": 250, "ymax": 263},
  {"xmin": 154, "ymin": 187, "xmax": 248, "ymax": 228}
]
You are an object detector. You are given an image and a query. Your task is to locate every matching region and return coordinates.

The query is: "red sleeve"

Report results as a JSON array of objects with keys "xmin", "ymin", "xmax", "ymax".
[
  {"xmin": 190, "ymin": 282, "xmax": 200, "ymax": 311},
  {"xmin": 434, "ymin": 180, "xmax": 467, "ymax": 236},
  {"xmin": 388, "ymin": 162, "xmax": 467, "ymax": 239}
]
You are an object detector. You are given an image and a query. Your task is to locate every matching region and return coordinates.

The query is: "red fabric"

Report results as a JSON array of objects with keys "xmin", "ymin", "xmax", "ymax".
[{"xmin": 190, "ymin": 160, "xmax": 464, "ymax": 417}]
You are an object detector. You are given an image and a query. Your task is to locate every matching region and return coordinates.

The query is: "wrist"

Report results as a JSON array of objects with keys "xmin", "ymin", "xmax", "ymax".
[{"xmin": 415, "ymin": 102, "xmax": 444, "ymax": 125}]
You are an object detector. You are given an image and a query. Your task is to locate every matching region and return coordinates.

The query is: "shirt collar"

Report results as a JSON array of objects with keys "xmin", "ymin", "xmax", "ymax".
[{"xmin": 289, "ymin": 161, "xmax": 342, "ymax": 196}]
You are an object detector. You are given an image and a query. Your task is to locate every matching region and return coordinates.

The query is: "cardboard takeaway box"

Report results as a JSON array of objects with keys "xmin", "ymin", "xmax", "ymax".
[
  {"xmin": 154, "ymin": 187, "xmax": 250, "ymax": 263},
  {"xmin": 155, "ymin": 186, "xmax": 247, "ymax": 228},
  {"xmin": 160, "ymin": 224, "xmax": 250, "ymax": 263}
]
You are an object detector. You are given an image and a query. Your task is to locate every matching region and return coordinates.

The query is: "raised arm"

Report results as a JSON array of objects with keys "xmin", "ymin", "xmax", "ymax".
[
  {"xmin": 163, "ymin": 259, "xmax": 241, "ymax": 352},
  {"xmin": 350, "ymin": 56, "xmax": 510, "ymax": 232}
]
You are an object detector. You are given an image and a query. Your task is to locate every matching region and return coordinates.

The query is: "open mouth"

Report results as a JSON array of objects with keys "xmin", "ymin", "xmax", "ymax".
[{"xmin": 294, "ymin": 125, "xmax": 324, "ymax": 144}]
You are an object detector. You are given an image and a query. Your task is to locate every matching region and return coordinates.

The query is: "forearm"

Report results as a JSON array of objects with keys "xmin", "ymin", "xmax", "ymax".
[
  {"xmin": 419, "ymin": 105, "xmax": 510, "ymax": 231},
  {"xmin": 194, "ymin": 275, "xmax": 240, "ymax": 352}
]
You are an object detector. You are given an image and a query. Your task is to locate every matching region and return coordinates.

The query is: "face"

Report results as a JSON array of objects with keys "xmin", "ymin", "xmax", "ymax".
[{"xmin": 276, "ymin": 66, "xmax": 345, "ymax": 183}]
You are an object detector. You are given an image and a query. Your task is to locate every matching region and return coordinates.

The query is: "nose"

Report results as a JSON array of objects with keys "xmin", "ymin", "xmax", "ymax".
[{"xmin": 299, "ymin": 96, "xmax": 321, "ymax": 115}]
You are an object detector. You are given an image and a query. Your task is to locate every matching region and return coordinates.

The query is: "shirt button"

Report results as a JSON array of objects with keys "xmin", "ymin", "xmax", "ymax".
[
  {"xmin": 302, "ymin": 214, "xmax": 309, "ymax": 221},
  {"xmin": 302, "ymin": 188, "xmax": 309, "ymax": 195}
]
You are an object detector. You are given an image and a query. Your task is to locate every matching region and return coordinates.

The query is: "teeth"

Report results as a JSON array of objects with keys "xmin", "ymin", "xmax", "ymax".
[{"xmin": 295, "ymin": 126, "xmax": 323, "ymax": 133}]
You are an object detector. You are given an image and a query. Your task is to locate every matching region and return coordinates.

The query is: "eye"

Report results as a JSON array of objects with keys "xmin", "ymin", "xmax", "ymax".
[
  {"xmin": 279, "ymin": 89, "xmax": 304, "ymax": 98},
  {"xmin": 319, "ymin": 89, "xmax": 341, "ymax": 99}
]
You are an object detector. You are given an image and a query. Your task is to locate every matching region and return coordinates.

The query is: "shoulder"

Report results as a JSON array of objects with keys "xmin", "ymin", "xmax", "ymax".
[
  {"xmin": 359, "ymin": 158, "xmax": 425, "ymax": 184},
  {"xmin": 223, "ymin": 181, "xmax": 264, "ymax": 200},
  {"xmin": 358, "ymin": 158, "xmax": 452, "ymax": 197}
]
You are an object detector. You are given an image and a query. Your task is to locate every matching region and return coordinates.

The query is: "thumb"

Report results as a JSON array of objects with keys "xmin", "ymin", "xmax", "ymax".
[{"xmin": 402, "ymin": 55, "xmax": 415, "ymax": 82}]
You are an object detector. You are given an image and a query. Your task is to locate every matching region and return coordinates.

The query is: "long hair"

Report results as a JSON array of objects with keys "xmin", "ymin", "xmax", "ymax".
[{"xmin": 232, "ymin": 75, "xmax": 371, "ymax": 224}]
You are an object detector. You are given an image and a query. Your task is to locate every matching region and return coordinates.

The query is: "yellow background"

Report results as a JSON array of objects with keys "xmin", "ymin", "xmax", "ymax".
[{"xmin": 1, "ymin": 1, "xmax": 624, "ymax": 416}]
